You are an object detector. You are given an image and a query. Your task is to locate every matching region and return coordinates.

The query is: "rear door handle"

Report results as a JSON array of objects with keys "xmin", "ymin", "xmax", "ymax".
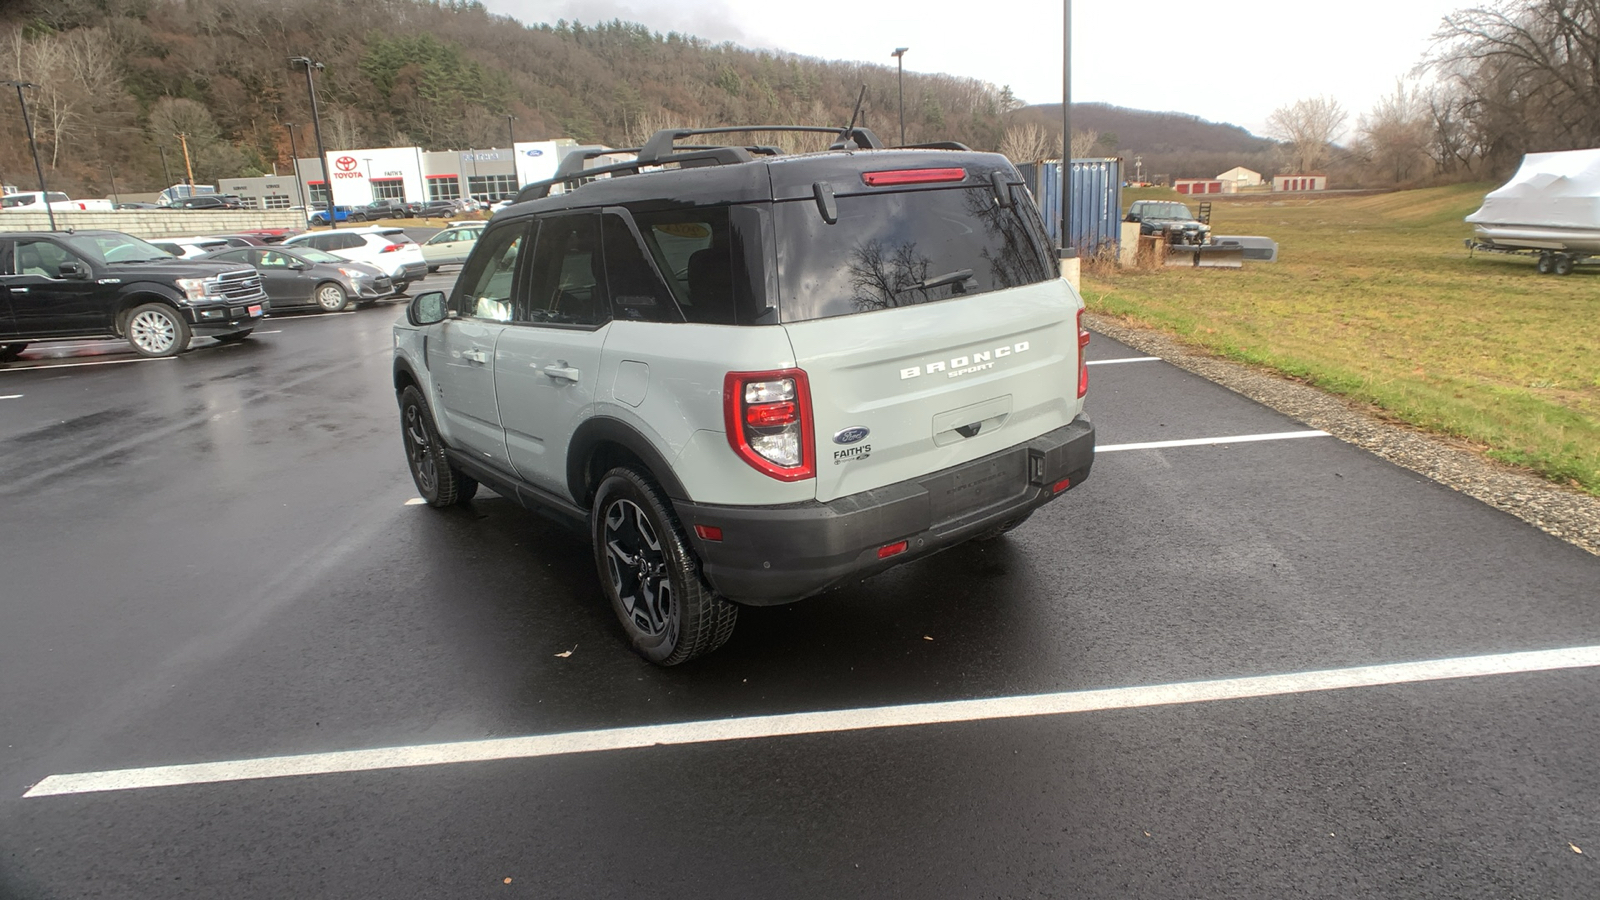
[
  {"xmin": 461, "ymin": 348, "xmax": 488, "ymax": 364},
  {"xmin": 543, "ymin": 364, "xmax": 580, "ymax": 383}
]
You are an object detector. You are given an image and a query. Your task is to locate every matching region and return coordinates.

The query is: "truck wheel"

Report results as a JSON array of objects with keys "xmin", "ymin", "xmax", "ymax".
[
  {"xmin": 1554, "ymin": 255, "xmax": 1575, "ymax": 276},
  {"xmin": 125, "ymin": 303, "xmax": 191, "ymax": 358},
  {"xmin": 399, "ymin": 385, "xmax": 478, "ymax": 506},
  {"xmin": 592, "ymin": 467, "xmax": 737, "ymax": 666},
  {"xmin": 0, "ymin": 343, "xmax": 27, "ymax": 362},
  {"xmin": 1537, "ymin": 254, "xmax": 1555, "ymax": 274},
  {"xmin": 315, "ymin": 282, "xmax": 349, "ymax": 312}
]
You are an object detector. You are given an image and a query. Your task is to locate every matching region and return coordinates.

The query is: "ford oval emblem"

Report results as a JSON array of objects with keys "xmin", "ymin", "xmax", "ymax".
[{"xmin": 833, "ymin": 426, "xmax": 870, "ymax": 445}]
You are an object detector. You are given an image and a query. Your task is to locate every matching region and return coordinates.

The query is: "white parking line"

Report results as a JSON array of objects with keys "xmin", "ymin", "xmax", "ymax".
[
  {"xmin": 0, "ymin": 394, "xmax": 21, "ymax": 400},
  {"xmin": 1086, "ymin": 356, "xmax": 1162, "ymax": 366},
  {"xmin": 1097, "ymin": 430, "xmax": 1330, "ymax": 453},
  {"xmin": 0, "ymin": 357, "xmax": 175, "ymax": 372},
  {"xmin": 24, "ymin": 644, "xmax": 1600, "ymax": 798},
  {"xmin": 255, "ymin": 330, "xmax": 282, "ymax": 335}
]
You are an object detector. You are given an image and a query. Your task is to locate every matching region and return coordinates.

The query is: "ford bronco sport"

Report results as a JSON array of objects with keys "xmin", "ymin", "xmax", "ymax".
[{"xmin": 393, "ymin": 126, "xmax": 1096, "ymax": 665}]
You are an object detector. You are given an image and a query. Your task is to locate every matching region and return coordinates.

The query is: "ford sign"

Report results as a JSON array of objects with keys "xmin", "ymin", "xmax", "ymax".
[{"xmin": 833, "ymin": 427, "xmax": 870, "ymax": 445}]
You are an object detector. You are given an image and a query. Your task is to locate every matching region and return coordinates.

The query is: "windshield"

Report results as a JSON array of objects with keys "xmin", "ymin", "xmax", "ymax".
[
  {"xmin": 62, "ymin": 233, "xmax": 173, "ymax": 263},
  {"xmin": 293, "ymin": 248, "xmax": 343, "ymax": 264},
  {"xmin": 1141, "ymin": 202, "xmax": 1195, "ymax": 219},
  {"xmin": 774, "ymin": 186, "xmax": 1055, "ymax": 323}
]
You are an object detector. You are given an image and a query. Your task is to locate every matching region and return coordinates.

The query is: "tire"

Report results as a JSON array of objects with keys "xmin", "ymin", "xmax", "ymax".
[
  {"xmin": 428, "ymin": 265, "xmax": 440, "ymax": 273},
  {"xmin": 124, "ymin": 303, "xmax": 191, "ymax": 358},
  {"xmin": 314, "ymin": 282, "xmax": 349, "ymax": 312},
  {"xmin": 0, "ymin": 343, "xmax": 27, "ymax": 362},
  {"xmin": 1554, "ymin": 255, "xmax": 1575, "ymax": 276},
  {"xmin": 592, "ymin": 467, "xmax": 737, "ymax": 666},
  {"xmin": 392, "ymin": 281, "xmax": 410, "ymax": 295},
  {"xmin": 398, "ymin": 385, "xmax": 477, "ymax": 506},
  {"xmin": 972, "ymin": 512, "xmax": 1033, "ymax": 542},
  {"xmin": 214, "ymin": 330, "xmax": 253, "ymax": 344},
  {"xmin": 1537, "ymin": 254, "xmax": 1555, "ymax": 275}
]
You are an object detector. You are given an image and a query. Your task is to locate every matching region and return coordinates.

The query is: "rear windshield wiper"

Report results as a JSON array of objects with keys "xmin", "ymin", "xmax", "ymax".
[{"xmin": 904, "ymin": 268, "xmax": 974, "ymax": 294}]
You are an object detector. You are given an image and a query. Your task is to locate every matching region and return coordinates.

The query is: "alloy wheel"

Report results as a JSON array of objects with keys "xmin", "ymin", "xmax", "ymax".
[
  {"xmin": 603, "ymin": 498, "xmax": 674, "ymax": 638},
  {"xmin": 403, "ymin": 402, "xmax": 437, "ymax": 493},
  {"xmin": 129, "ymin": 309, "xmax": 176, "ymax": 355}
]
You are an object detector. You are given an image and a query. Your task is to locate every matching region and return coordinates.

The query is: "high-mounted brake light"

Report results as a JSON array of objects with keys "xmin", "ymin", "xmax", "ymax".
[
  {"xmin": 861, "ymin": 167, "xmax": 966, "ymax": 187},
  {"xmin": 1077, "ymin": 308, "xmax": 1090, "ymax": 398},
  {"xmin": 724, "ymin": 369, "xmax": 815, "ymax": 481}
]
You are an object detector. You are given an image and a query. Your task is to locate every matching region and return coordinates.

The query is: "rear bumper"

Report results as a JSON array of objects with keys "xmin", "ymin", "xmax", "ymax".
[{"xmin": 676, "ymin": 415, "xmax": 1095, "ymax": 605}]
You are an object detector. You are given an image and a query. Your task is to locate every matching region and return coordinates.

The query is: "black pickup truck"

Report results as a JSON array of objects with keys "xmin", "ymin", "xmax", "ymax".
[{"xmin": 0, "ymin": 230, "xmax": 267, "ymax": 360}]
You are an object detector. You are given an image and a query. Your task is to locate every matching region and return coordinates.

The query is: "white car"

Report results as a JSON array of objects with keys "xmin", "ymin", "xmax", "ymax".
[
  {"xmin": 281, "ymin": 226, "xmax": 429, "ymax": 294},
  {"xmin": 149, "ymin": 236, "xmax": 231, "ymax": 258},
  {"xmin": 420, "ymin": 222, "xmax": 485, "ymax": 271}
]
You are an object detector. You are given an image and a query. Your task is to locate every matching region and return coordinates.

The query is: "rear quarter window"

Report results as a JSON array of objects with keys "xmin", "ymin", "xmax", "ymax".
[{"xmin": 774, "ymin": 186, "xmax": 1054, "ymax": 323}]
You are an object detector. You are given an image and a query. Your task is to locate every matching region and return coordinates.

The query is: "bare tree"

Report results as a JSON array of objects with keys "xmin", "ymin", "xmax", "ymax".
[
  {"xmin": 1429, "ymin": 1, "xmax": 1600, "ymax": 173},
  {"xmin": 1070, "ymin": 128, "xmax": 1100, "ymax": 158},
  {"xmin": 1359, "ymin": 80, "xmax": 1431, "ymax": 183},
  {"xmin": 999, "ymin": 122, "xmax": 1051, "ymax": 163},
  {"xmin": 1265, "ymin": 95, "xmax": 1347, "ymax": 173}
]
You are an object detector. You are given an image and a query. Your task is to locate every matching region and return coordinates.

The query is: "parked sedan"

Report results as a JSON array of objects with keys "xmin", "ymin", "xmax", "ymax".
[
  {"xmin": 420, "ymin": 222, "xmax": 484, "ymax": 271},
  {"xmin": 197, "ymin": 245, "xmax": 393, "ymax": 313}
]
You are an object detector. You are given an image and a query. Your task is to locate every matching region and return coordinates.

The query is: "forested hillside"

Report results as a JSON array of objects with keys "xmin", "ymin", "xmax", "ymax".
[{"xmin": 0, "ymin": 0, "xmax": 1040, "ymax": 195}]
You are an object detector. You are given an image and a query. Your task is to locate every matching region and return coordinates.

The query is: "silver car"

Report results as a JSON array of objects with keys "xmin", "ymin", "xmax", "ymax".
[{"xmin": 420, "ymin": 223, "xmax": 484, "ymax": 272}]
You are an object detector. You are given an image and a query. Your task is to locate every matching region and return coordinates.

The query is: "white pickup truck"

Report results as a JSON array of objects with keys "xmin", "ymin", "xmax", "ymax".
[{"xmin": 1, "ymin": 191, "xmax": 115, "ymax": 212}]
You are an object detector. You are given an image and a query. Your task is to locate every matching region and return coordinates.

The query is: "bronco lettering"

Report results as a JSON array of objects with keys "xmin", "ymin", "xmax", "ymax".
[{"xmin": 900, "ymin": 341, "xmax": 1030, "ymax": 379}]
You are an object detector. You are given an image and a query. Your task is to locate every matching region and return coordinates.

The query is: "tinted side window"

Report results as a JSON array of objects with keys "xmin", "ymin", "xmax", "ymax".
[
  {"xmin": 631, "ymin": 208, "xmax": 738, "ymax": 325},
  {"xmin": 519, "ymin": 214, "xmax": 608, "ymax": 327},
  {"xmin": 456, "ymin": 223, "xmax": 527, "ymax": 323},
  {"xmin": 774, "ymin": 186, "xmax": 1054, "ymax": 323},
  {"xmin": 14, "ymin": 240, "xmax": 83, "ymax": 277},
  {"xmin": 0, "ymin": 241, "xmax": 13, "ymax": 276},
  {"xmin": 601, "ymin": 214, "xmax": 679, "ymax": 324}
]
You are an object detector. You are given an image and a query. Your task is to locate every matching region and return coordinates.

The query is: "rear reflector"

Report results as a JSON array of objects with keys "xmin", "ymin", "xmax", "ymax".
[
  {"xmin": 694, "ymin": 524, "xmax": 723, "ymax": 541},
  {"xmin": 1053, "ymin": 478, "xmax": 1072, "ymax": 494},
  {"xmin": 862, "ymin": 168, "xmax": 966, "ymax": 187},
  {"xmin": 1077, "ymin": 308, "xmax": 1090, "ymax": 398},
  {"xmin": 878, "ymin": 540, "xmax": 909, "ymax": 559}
]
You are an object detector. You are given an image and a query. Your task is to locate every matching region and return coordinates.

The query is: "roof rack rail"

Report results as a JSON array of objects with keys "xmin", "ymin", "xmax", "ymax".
[
  {"xmin": 639, "ymin": 125, "xmax": 884, "ymax": 162},
  {"xmin": 895, "ymin": 141, "xmax": 973, "ymax": 151},
  {"xmin": 511, "ymin": 124, "xmax": 890, "ymax": 204}
]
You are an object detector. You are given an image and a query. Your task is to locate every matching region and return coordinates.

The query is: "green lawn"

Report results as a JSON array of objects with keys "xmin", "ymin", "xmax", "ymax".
[{"xmin": 1082, "ymin": 184, "xmax": 1600, "ymax": 494}]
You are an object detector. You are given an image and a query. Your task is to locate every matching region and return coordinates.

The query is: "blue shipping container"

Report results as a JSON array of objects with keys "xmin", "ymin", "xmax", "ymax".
[{"xmin": 1027, "ymin": 158, "xmax": 1123, "ymax": 256}]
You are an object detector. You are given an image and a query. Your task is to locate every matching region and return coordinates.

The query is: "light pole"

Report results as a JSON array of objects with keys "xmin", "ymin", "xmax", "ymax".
[
  {"xmin": 158, "ymin": 145, "xmax": 174, "ymax": 191},
  {"xmin": 290, "ymin": 56, "xmax": 337, "ymax": 228},
  {"xmin": 285, "ymin": 123, "xmax": 310, "ymax": 211},
  {"xmin": 468, "ymin": 148, "xmax": 480, "ymax": 204},
  {"xmin": 891, "ymin": 47, "xmax": 908, "ymax": 146},
  {"xmin": 505, "ymin": 114, "xmax": 516, "ymax": 196},
  {"xmin": 5, "ymin": 80, "xmax": 55, "ymax": 231},
  {"xmin": 1060, "ymin": 0, "xmax": 1074, "ymax": 259},
  {"xmin": 364, "ymin": 156, "xmax": 374, "ymax": 205}
]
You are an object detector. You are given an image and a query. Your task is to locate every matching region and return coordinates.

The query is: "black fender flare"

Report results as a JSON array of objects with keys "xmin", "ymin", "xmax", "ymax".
[
  {"xmin": 393, "ymin": 356, "xmax": 424, "ymax": 395},
  {"xmin": 567, "ymin": 417, "xmax": 688, "ymax": 505}
]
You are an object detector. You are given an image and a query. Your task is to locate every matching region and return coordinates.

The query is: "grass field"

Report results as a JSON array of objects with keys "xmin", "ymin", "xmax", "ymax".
[{"xmin": 1081, "ymin": 184, "xmax": 1600, "ymax": 495}]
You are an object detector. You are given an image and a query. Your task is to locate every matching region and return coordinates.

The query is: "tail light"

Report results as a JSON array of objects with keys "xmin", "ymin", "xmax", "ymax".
[
  {"xmin": 723, "ymin": 369, "xmax": 815, "ymax": 481},
  {"xmin": 1077, "ymin": 308, "xmax": 1091, "ymax": 398},
  {"xmin": 381, "ymin": 243, "xmax": 404, "ymax": 253}
]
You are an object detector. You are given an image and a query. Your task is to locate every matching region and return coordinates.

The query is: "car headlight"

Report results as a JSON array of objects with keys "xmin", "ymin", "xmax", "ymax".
[
  {"xmin": 338, "ymin": 267, "xmax": 367, "ymax": 279},
  {"xmin": 174, "ymin": 277, "xmax": 209, "ymax": 302}
]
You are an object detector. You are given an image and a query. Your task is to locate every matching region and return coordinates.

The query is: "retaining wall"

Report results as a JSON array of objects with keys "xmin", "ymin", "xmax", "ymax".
[{"xmin": 0, "ymin": 209, "xmax": 305, "ymax": 238}]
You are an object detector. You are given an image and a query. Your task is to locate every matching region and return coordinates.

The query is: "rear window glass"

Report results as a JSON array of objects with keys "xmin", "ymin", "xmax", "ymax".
[{"xmin": 774, "ymin": 186, "xmax": 1054, "ymax": 323}]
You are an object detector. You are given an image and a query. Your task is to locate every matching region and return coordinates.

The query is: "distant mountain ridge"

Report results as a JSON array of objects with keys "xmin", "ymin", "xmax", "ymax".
[{"xmin": 1015, "ymin": 102, "xmax": 1280, "ymax": 179}]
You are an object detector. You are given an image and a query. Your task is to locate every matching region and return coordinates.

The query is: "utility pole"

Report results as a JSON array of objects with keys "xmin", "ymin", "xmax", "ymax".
[
  {"xmin": 891, "ymin": 48, "xmax": 909, "ymax": 146},
  {"xmin": 286, "ymin": 124, "xmax": 310, "ymax": 211},
  {"xmin": 5, "ymin": 80, "xmax": 56, "ymax": 231},
  {"xmin": 505, "ymin": 114, "xmax": 516, "ymax": 195},
  {"xmin": 159, "ymin": 145, "xmax": 174, "ymax": 191},
  {"xmin": 109, "ymin": 165, "xmax": 120, "ymax": 206},
  {"xmin": 1060, "ymin": 0, "xmax": 1074, "ymax": 260},
  {"xmin": 177, "ymin": 132, "xmax": 195, "ymax": 187},
  {"xmin": 289, "ymin": 56, "xmax": 337, "ymax": 228}
]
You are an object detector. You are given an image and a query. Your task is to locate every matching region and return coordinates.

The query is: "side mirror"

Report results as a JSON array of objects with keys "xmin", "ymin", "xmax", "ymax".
[
  {"xmin": 58, "ymin": 262, "xmax": 87, "ymax": 279},
  {"xmin": 289, "ymin": 261, "xmax": 307, "ymax": 270},
  {"xmin": 408, "ymin": 290, "xmax": 449, "ymax": 327}
]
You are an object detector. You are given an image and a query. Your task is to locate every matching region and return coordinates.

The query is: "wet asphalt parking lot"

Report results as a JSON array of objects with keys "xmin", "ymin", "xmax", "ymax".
[{"xmin": 1, "ymin": 286, "xmax": 1597, "ymax": 898}]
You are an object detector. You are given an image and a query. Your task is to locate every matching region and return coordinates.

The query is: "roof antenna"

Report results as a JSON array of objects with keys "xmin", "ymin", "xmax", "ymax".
[{"xmin": 835, "ymin": 84, "xmax": 867, "ymax": 149}]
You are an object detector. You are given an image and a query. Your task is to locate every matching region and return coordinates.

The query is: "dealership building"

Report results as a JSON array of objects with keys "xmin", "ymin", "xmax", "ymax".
[{"xmin": 217, "ymin": 139, "xmax": 584, "ymax": 209}]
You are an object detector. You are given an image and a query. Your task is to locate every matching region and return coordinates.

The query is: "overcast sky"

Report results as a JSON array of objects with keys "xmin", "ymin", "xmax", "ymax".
[{"xmin": 481, "ymin": 0, "xmax": 1471, "ymax": 137}]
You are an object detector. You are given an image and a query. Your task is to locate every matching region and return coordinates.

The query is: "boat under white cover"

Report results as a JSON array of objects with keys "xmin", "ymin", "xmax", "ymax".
[{"xmin": 1467, "ymin": 148, "xmax": 1600, "ymax": 254}]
